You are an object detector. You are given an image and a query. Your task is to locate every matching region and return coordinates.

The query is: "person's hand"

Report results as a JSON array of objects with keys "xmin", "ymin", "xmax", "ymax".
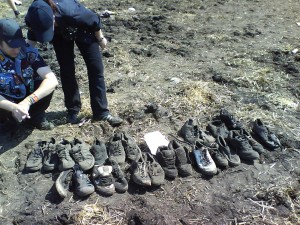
[
  {"xmin": 99, "ymin": 37, "xmax": 108, "ymax": 50},
  {"xmin": 12, "ymin": 101, "xmax": 31, "ymax": 122}
]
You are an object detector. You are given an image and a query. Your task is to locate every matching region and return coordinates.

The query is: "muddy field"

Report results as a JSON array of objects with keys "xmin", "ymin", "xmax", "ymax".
[{"xmin": 0, "ymin": 0, "xmax": 300, "ymax": 224}]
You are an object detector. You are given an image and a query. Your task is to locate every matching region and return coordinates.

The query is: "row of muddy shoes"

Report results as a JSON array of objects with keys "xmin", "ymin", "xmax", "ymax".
[
  {"xmin": 23, "ymin": 108, "xmax": 281, "ymax": 198},
  {"xmin": 179, "ymin": 108, "xmax": 282, "ymax": 176}
]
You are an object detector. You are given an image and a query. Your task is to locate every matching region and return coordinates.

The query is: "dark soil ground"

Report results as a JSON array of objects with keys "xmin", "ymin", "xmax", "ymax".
[{"xmin": 0, "ymin": 0, "xmax": 300, "ymax": 224}]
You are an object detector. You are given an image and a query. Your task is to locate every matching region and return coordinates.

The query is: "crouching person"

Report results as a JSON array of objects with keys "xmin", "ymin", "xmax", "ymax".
[{"xmin": 0, "ymin": 19, "xmax": 58, "ymax": 131}]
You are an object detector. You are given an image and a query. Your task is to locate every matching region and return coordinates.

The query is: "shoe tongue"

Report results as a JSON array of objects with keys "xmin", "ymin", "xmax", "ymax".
[{"xmin": 163, "ymin": 150, "xmax": 174, "ymax": 158}]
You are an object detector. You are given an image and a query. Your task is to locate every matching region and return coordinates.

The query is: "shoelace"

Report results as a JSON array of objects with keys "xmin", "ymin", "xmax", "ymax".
[
  {"xmin": 31, "ymin": 149, "xmax": 43, "ymax": 161},
  {"xmin": 72, "ymin": 149, "xmax": 85, "ymax": 162},
  {"xmin": 58, "ymin": 148, "xmax": 70, "ymax": 160},
  {"xmin": 137, "ymin": 162, "xmax": 148, "ymax": 178},
  {"xmin": 98, "ymin": 175, "xmax": 113, "ymax": 186},
  {"xmin": 162, "ymin": 154, "xmax": 176, "ymax": 169}
]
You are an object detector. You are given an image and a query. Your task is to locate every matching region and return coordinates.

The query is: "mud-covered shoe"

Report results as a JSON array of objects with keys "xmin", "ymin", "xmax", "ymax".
[
  {"xmin": 56, "ymin": 139, "xmax": 75, "ymax": 171},
  {"xmin": 168, "ymin": 140, "xmax": 192, "ymax": 177},
  {"xmin": 198, "ymin": 129, "xmax": 217, "ymax": 147},
  {"xmin": 90, "ymin": 139, "xmax": 108, "ymax": 165},
  {"xmin": 239, "ymin": 129, "xmax": 265, "ymax": 154},
  {"xmin": 55, "ymin": 168, "xmax": 74, "ymax": 198},
  {"xmin": 109, "ymin": 159, "xmax": 128, "ymax": 193},
  {"xmin": 217, "ymin": 136, "xmax": 240, "ymax": 167},
  {"xmin": 25, "ymin": 141, "xmax": 46, "ymax": 172},
  {"xmin": 73, "ymin": 165, "xmax": 95, "ymax": 197},
  {"xmin": 70, "ymin": 138, "xmax": 95, "ymax": 171},
  {"xmin": 107, "ymin": 133, "xmax": 126, "ymax": 164},
  {"xmin": 92, "ymin": 165, "xmax": 115, "ymax": 196},
  {"xmin": 180, "ymin": 118, "xmax": 199, "ymax": 144},
  {"xmin": 227, "ymin": 131, "xmax": 259, "ymax": 161},
  {"xmin": 212, "ymin": 145, "xmax": 229, "ymax": 168},
  {"xmin": 131, "ymin": 154, "xmax": 151, "ymax": 186},
  {"xmin": 122, "ymin": 132, "xmax": 141, "ymax": 162},
  {"xmin": 193, "ymin": 141, "xmax": 217, "ymax": 176},
  {"xmin": 145, "ymin": 152, "xmax": 165, "ymax": 186},
  {"xmin": 206, "ymin": 120, "xmax": 229, "ymax": 138},
  {"xmin": 95, "ymin": 114, "xmax": 123, "ymax": 127},
  {"xmin": 220, "ymin": 108, "xmax": 243, "ymax": 130},
  {"xmin": 252, "ymin": 119, "xmax": 281, "ymax": 150},
  {"xmin": 43, "ymin": 138, "xmax": 59, "ymax": 172},
  {"xmin": 156, "ymin": 146, "xmax": 178, "ymax": 179}
]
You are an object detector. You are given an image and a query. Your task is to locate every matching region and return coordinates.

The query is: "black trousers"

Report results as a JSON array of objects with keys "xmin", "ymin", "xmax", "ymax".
[
  {"xmin": 0, "ymin": 80, "xmax": 53, "ymax": 125},
  {"xmin": 52, "ymin": 32, "xmax": 109, "ymax": 118}
]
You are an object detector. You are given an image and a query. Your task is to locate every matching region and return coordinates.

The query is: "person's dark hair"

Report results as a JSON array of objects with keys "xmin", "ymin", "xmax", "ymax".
[{"xmin": 44, "ymin": 0, "xmax": 59, "ymax": 13}]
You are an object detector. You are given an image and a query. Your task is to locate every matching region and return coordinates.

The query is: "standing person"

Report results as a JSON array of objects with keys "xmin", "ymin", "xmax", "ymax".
[
  {"xmin": 0, "ymin": 18, "xmax": 58, "ymax": 131},
  {"xmin": 25, "ymin": 0, "xmax": 123, "ymax": 126},
  {"xmin": 7, "ymin": 0, "xmax": 20, "ymax": 17}
]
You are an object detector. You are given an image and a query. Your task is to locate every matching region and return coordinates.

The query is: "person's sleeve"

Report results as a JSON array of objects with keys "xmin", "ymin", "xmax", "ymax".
[{"xmin": 31, "ymin": 54, "xmax": 48, "ymax": 73}]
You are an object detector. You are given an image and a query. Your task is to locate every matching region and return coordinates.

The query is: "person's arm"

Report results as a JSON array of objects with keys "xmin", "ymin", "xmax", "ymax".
[
  {"xmin": 17, "ymin": 66, "xmax": 58, "ymax": 121},
  {"xmin": 0, "ymin": 95, "xmax": 30, "ymax": 122},
  {"xmin": 95, "ymin": 29, "xmax": 107, "ymax": 50},
  {"xmin": 7, "ymin": 0, "xmax": 17, "ymax": 11}
]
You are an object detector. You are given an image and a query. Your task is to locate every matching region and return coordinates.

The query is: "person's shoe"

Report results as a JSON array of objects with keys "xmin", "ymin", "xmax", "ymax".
[
  {"xmin": 217, "ymin": 136, "xmax": 240, "ymax": 167},
  {"xmin": 206, "ymin": 120, "xmax": 229, "ymax": 138},
  {"xmin": 107, "ymin": 133, "xmax": 126, "ymax": 164},
  {"xmin": 109, "ymin": 158, "xmax": 128, "ymax": 193},
  {"xmin": 69, "ymin": 138, "xmax": 95, "ymax": 171},
  {"xmin": 25, "ymin": 141, "xmax": 46, "ymax": 172},
  {"xmin": 94, "ymin": 114, "xmax": 123, "ymax": 127},
  {"xmin": 227, "ymin": 131, "xmax": 260, "ymax": 161},
  {"xmin": 56, "ymin": 139, "xmax": 75, "ymax": 171},
  {"xmin": 239, "ymin": 129, "xmax": 265, "ymax": 154},
  {"xmin": 145, "ymin": 152, "xmax": 165, "ymax": 186},
  {"xmin": 67, "ymin": 111, "xmax": 79, "ymax": 124},
  {"xmin": 131, "ymin": 154, "xmax": 151, "ymax": 186},
  {"xmin": 220, "ymin": 108, "xmax": 243, "ymax": 130},
  {"xmin": 122, "ymin": 132, "xmax": 141, "ymax": 162},
  {"xmin": 211, "ymin": 145, "xmax": 229, "ymax": 168},
  {"xmin": 90, "ymin": 139, "xmax": 108, "ymax": 165},
  {"xmin": 252, "ymin": 119, "xmax": 281, "ymax": 150},
  {"xmin": 55, "ymin": 169, "xmax": 74, "ymax": 198},
  {"xmin": 156, "ymin": 146, "xmax": 178, "ymax": 179},
  {"xmin": 180, "ymin": 118, "xmax": 199, "ymax": 144},
  {"xmin": 73, "ymin": 165, "xmax": 95, "ymax": 197},
  {"xmin": 168, "ymin": 140, "xmax": 192, "ymax": 177},
  {"xmin": 33, "ymin": 119, "xmax": 55, "ymax": 130},
  {"xmin": 193, "ymin": 141, "xmax": 217, "ymax": 176},
  {"xmin": 43, "ymin": 138, "xmax": 59, "ymax": 172},
  {"xmin": 92, "ymin": 165, "xmax": 115, "ymax": 196}
]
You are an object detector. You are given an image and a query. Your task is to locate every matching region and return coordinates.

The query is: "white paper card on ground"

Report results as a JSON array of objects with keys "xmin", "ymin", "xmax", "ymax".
[{"xmin": 144, "ymin": 131, "xmax": 169, "ymax": 155}]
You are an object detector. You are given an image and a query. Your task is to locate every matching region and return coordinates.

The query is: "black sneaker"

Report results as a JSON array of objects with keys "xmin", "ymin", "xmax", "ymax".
[
  {"xmin": 25, "ymin": 141, "xmax": 46, "ymax": 172},
  {"xmin": 55, "ymin": 169, "xmax": 74, "ymax": 198},
  {"xmin": 94, "ymin": 114, "xmax": 123, "ymax": 127},
  {"xmin": 145, "ymin": 152, "xmax": 165, "ymax": 186},
  {"xmin": 92, "ymin": 165, "xmax": 115, "ymax": 196},
  {"xmin": 168, "ymin": 140, "xmax": 192, "ymax": 177},
  {"xmin": 67, "ymin": 111, "xmax": 79, "ymax": 124},
  {"xmin": 180, "ymin": 118, "xmax": 199, "ymax": 144},
  {"xmin": 73, "ymin": 165, "xmax": 95, "ymax": 197},
  {"xmin": 43, "ymin": 138, "xmax": 59, "ymax": 172},
  {"xmin": 206, "ymin": 120, "xmax": 229, "ymax": 138},
  {"xmin": 239, "ymin": 129, "xmax": 265, "ymax": 154},
  {"xmin": 227, "ymin": 131, "xmax": 259, "ymax": 161},
  {"xmin": 90, "ymin": 139, "xmax": 108, "ymax": 165},
  {"xmin": 56, "ymin": 139, "xmax": 75, "ymax": 171},
  {"xmin": 252, "ymin": 119, "xmax": 281, "ymax": 150},
  {"xmin": 131, "ymin": 154, "xmax": 151, "ymax": 186},
  {"xmin": 122, "ymin": 132, "xmax": 141, "ymax": 162},
  {"xmin": 31, "ymin": 119, "xmax": 54, "ymax": 130},
  {"xmin": 220, "ymin": 108, "xmax": 243, "ymax": 130},
  {"xmin": 107, "ymin": 133, "xmax": 126, "ymax": 164},
  {"xmin": 156, "ymin": 146, "xmax": 178, "ymax": 179},
  {"xmin": 70, "ymin": 138, "xmax": 95, "ymax": 171},
  {"xmin": 109, "ymin": 158, "xmax": 128, "ymax": 193},
  {"xmin": 216, "ymin": 136, "xmax": 240, "ymax": 167}
]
